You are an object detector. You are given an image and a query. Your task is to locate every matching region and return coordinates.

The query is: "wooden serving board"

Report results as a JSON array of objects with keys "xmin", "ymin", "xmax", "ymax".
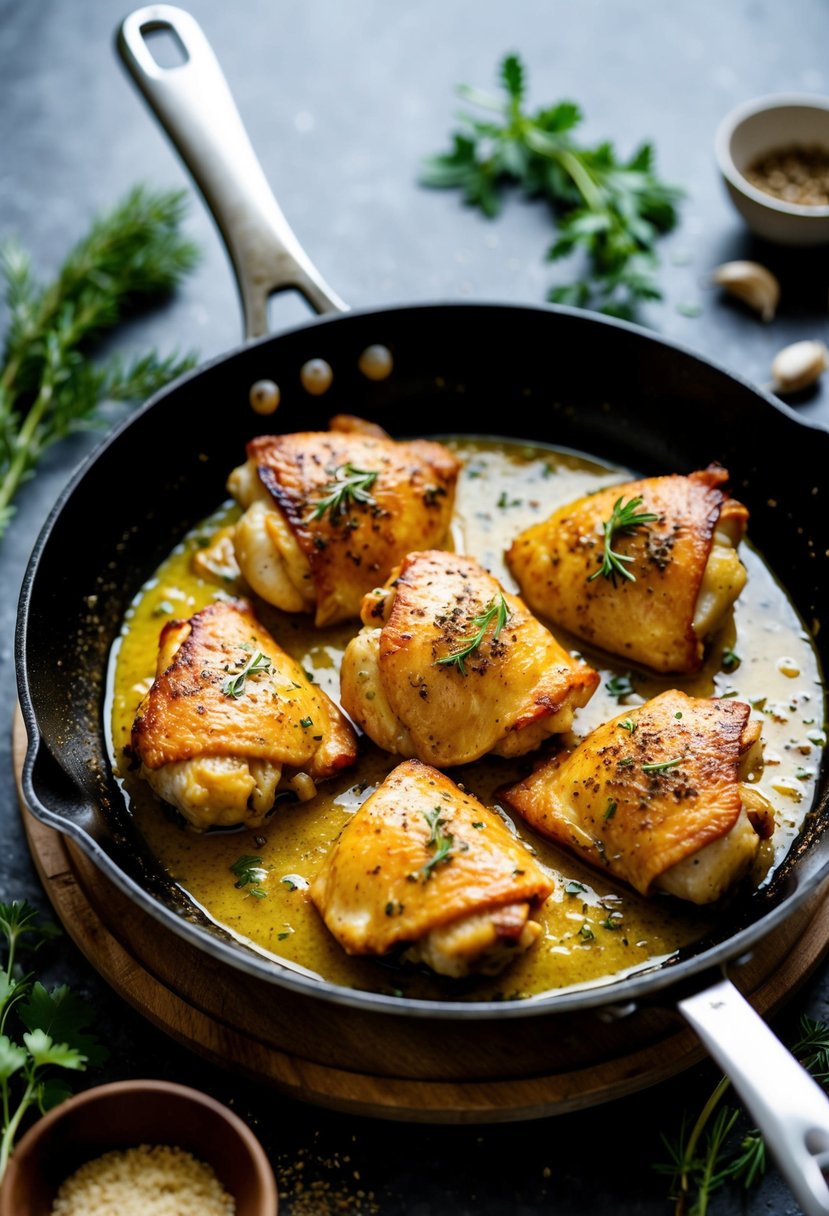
[{"xmin": 15, "ymin": 714, "xmax": 829, "ymax": 1123}]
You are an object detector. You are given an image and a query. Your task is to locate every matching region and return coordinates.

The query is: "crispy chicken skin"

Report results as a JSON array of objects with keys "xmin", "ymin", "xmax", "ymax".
[
  {"xmin": 227, "ymin": 424, "xmax": 461, "ymax": 627},
  {"xmin": 131, "ymin": 599, "xmax": 357, "ymax": 830},
  {"xmin": 502, "ymin": 690, "xmax": 774, "ymax": 905},
  {"xmin": 506, "ymin": 466, "xmax": 749, "ymax": 673},
  {"xmin": 310, "ymin": 759, "xmax": 554, "ymax": 977},
  {"xmin": 340, "ymin": 550, "xmax": 600, "ymax": 767}
]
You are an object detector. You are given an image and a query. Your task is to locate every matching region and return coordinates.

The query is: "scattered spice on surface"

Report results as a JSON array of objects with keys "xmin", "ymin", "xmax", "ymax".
[
  {"xmin": 277, "ymin": 1141, "xmax": 379, "ymax": 1215},
  {"xmin": 51, "ymin": 1144, "xmax": 234, "ymax": 1215},
  {"xmin": 744, "ymin": 143, "xmax": 829, "ymax": 206}
]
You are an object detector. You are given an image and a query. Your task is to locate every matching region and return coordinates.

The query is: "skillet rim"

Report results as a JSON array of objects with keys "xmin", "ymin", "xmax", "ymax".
[{"xmin": 15, "ymin": 298, "xmax": 829, "ymax": 1021}]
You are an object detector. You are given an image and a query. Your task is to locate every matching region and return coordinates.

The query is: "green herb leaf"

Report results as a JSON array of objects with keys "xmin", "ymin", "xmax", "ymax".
[
  {"xmin": 230, "ymin": 854, "xmax": 269, "ymax": 898},
  {"xmin": 309, "ymin": 463, "xmax": 379, "ymax": 522},
  {"xmin": 0, "ymin": 1036, "xmax": 26, "ymax": 1081},
  {"xmin": 606, "ymin": 673, "xmax": 635, "ymax": 700},
  {"xmin": 420, "ymin": 807, "xmax": 454, "ymax": 881},
  {"xmin": 22, "ymin": 1029, "xmax": 85, "ymax": 1072},
  {"xmin": 434, "ymin": 593, "xmax": 510, "ymax": 676},
  {"xmin": 222, "ymin": 650, "xmax": 272, "ymax": 698},
  {"xmin": 641, "ymin": 756, "xmax": 683, "ymax": 774},
  {"xmin": 422, "ymin": 55, "xmax": 682, "ymax": 318},
  {"xmin": 588, "ymin": 495, "xmax": 660, "ymax": 585},
  {"xmin": 18, "ymin": 984, "xmax": 106, "ymax": 1067}
]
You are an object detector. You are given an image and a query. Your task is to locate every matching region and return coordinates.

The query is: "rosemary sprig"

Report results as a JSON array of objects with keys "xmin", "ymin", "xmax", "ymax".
[
  {"xmin": 588, "ymin": 494, "xmax": 660, "ymax": 585},
  {"xmin": 420, "ymin": 807, "xmax": 454, "ymax": 881},
  {"xmin": 222, "ymin": 650, "xmax": 272, "ymax": 698},
  {"xmin": 656, "ymin": 1015, "xmax": 829, "ymax": 1215},
  {"xmin": 421, "ymin": 54, "xmax": 682, "ymax": 319},
  {"xmin": 641, "ymin": 756, "xmax": 683, "ymax": 773},
  {"xmin": 309, "ymin": 463, "xmax": 379, "ymax": 522},
  {"xmin": 435, "ymin": 593, "xmax": 510, "ymax": 676},
  {"xmin": 0, "ymin": 186, "xmax": 199, "ymax": 537}
]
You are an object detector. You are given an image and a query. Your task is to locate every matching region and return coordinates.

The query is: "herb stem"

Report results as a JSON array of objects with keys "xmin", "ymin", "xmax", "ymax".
[{"xmin": 0, "ymin": 1080, "xmax": 34, "ymax": 1182}]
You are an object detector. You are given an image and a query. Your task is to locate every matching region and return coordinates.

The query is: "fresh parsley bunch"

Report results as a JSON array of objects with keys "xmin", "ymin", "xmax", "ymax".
[
  {"xmin": 421, "ymin": 54, "xmax": 683, "ymax": 319},
  {"xmin": 0, "ymin": 901, "xmax": 106, "ymax": 1179},
  {"xmin": 0, "ymin": 185, "xmax": 199, "ymax": 538}
]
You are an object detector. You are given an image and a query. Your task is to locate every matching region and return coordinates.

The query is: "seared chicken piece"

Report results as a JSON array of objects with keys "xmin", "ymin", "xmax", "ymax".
[
  {"xmin": 227, "ymin": 423, "xmax": 460, "ymax": 626},
  {"xmin": 340, "ymin": 550, "xmax": 599, "ymax": 767},
  {"xmin": 310, "ymin": 759, "xmax": 554, "ymax": 977},
  {"xmin": 503, "ymin": 689, "xmax": 774, "ymax": 905},
  {"xmin": 506, "ymin": 466, "xmax": 748, "ymax": 673},
  {"xmin": 131, "ymin": 599, "xmax": 357, "ymax": 830}
]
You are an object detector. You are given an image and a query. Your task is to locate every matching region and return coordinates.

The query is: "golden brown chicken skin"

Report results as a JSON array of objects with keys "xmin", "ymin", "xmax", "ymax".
[
  {"xmin": 310, "ymin": 759, "xmax": 554, "ymax": 978},
  {"xmin": 227, "ymin": 424, "xmax": 460, "ymax": 627},
  {"xmin": 502, "ymin": 689, "xmax": 773, "ymax": 905},
  {"xmin": 131, "ymin": 599, "xmax": 357, "ymax": 830},
  {"xmin": 506, "ymin": 466, "xmax": 748, "ymax": 673},
  {"xmin": 340, "ymin": 550, "xmax": 600, "ymax": 767}
]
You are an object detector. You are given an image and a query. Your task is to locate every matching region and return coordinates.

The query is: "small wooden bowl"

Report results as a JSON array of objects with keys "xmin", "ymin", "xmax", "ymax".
[{"xmin": 0, "ymin": 1079, "xmax": 278, "ymax": 1216}]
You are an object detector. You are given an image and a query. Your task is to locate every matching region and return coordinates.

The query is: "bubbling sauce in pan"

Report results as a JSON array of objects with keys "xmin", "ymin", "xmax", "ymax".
[{"xmin": 107, "ymin": 439, "xmax": 824, "ymax": 1002}]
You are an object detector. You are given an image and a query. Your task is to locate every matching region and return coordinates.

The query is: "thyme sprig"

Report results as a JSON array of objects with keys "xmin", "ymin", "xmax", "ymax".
[
  {"xmin": 0, "ymin": 186, "xmax": 199, "ymax": 538},
  {"xmin": 222, "ymin": 650, "xmax": 272, "ymax": 698},
  {"xmin": 421, "ymin": 54, "xmax": 682, "ymax": 319},
  {"xmin": 655, "ymin": 1015, "xmax": 829, "ymax": 1215},
  {"xmin": 420, "ymin": 807, "xmax": 454, "ymax": 881},
  {"xmin": 435, "ymin": 593, "xmax": 510, "ymax": 676},
  {"xmin": 641, "ymin": 756, "xmax": 683, "ymax": 774},
  {"xmin": 309, "ymin": 463, "xmax": 379, "ymax": 522},
  {"xmin": 230, "ymin": 855, "xmax": 269, "ymax": 899},
  {"xmin": 588, "ymin": 494, "xmax": 659, "ymax": 585}
]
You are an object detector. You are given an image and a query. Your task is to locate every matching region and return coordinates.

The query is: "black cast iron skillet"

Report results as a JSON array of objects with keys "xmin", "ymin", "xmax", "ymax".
[{"xmin": 14, "ymin": 6, "xmax": 829, "ymax": 1209}]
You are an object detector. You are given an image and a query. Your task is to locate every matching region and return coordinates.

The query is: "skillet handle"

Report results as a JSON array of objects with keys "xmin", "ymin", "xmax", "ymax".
[
  {"xmin": 117, "ymin": 5, "xmax": 347, "ymax": 338},
  {"xmin": 679, "ymin": 976, "xmax": 829, "ymax": 1216}
]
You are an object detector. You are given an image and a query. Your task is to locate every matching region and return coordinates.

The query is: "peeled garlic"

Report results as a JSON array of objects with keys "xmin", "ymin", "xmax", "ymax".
[
  {"xmin": 771, "ymin": 340, "xmax": 829, "ymax": 394},
  {"xmin": 712, "ymin": 260, "xmax": 780, "ymax": 322}
]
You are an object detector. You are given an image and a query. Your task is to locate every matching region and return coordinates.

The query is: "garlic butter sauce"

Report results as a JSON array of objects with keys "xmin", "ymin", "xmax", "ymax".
[{"xmin": 107, "ymin": 439, "xmax": 824, "ymax": 1002}]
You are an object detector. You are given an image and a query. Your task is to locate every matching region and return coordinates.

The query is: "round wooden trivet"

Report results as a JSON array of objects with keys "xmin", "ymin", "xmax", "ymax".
[{"xmin": 14, "ymin": 713, "xmax": 829, "ymax": 1123}]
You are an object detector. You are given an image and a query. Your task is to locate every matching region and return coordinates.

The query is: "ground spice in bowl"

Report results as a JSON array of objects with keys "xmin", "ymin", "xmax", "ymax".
[
  {"xmin": 744, "ymin": 143, "xmax": 829, "ymax": 206},
  {"xmin": 50, "ymin": 1143, "xmax": 235, "ymax": 1216}
]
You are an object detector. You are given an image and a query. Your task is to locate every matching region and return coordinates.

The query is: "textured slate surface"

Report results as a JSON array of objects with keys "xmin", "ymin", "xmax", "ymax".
[{"xmin": 2, "ymin": 0, "xmax": 829, "ymax": 1211}]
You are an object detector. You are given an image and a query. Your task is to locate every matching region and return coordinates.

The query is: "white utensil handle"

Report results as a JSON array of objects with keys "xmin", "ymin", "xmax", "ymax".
[
  {"xmin": 680, "ymin": 976, "xmax": 829, "ymax": 1216},
  {"xmin": 117, "ymin": 4, "xmax": 347, "ymax": 338}
]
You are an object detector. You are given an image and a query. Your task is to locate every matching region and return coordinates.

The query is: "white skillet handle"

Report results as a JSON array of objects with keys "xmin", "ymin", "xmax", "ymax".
[
  {"xmin": 117, "ymin": 5, "xmax": 347, "ymax": 338},
  {"xmin": 680, "ymin": 976, "xmax": 829, "ymax": 1216}
]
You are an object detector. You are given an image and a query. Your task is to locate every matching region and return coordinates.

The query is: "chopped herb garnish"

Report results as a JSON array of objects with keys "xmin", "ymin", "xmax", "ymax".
[
  {"xmin": 603, "ymin": 799, "xmax": 618, "ymax": 820},
  {"xmin": 618, "ymin": 757, "xmax": 634, "ymax": 768},
  {"xmin": 600, "ymin": 915, "xmax": 621, "ymax": 931},
  {"xmin": 309, "ymin": 463, "xmax": 379, "ymax": 522},
  {"xmin": 588, "ymin": 495, "xmax": 660, "ymax": 585},
  {"xmin": 641, "ymin": 756, "xmax": 683, "ymax": 773},
  {"xmin": 471, "ymin": 821, "xmax": 485, "ymax": 829},
  {"xmin": 299, "ymin": 716, "xmax": 313, "ymax": 728},
  {"xmin": 606, "ymin": 673, "xmax": 635, "ymax": 700},
  {"xmin": 420, "ymin": 807, "xmax": 454, "ymax": 880},
  {"xmin": 434, "ymin": 593, "xmax": 510, "ymax": 676},
  {"xmin": 579, "ymin": 923, "xmax": 595, "ymax": 941},
  {"xmin": 618, "ymin": 718, "xmax": 637, "ymax": 734},
  {"xmin": 565, "ymin": 880, "xmax": 587, "ymax": 896},
  {"xmin": 222, "ymin": 650, "xmax": 272, "ymax": 698},
  {"xmin": 721, "ymin": 648, "xmax": 741, "ymax": 673},
  {"xmin": 230, "ymin": 854, "xmax": 269, "ymax": 898}
]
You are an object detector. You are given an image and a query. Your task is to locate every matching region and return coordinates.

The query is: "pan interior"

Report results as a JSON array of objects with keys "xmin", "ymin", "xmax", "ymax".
[{"xmin": 106, "ymin": 430, "xmax": 824, "ymax": 1005}]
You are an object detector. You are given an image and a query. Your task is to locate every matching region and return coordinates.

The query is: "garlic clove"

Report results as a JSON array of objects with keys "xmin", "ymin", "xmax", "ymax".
[
  {"xmin": 771, "ymin": 340, "xmax": 829, "ymax": 394},
  {"xmin": 712, "ymin": 260, "xmax": 780, "ymax": 322}
]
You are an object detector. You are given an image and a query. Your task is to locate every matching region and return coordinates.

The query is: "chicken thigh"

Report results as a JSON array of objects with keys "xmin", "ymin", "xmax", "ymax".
[
  {"xmin": 502, "ymin": 689, "xmax": 773, "ymax": 905},
  {"xmin": 506, "ymin": 466, "xmax": 748, "ymax": 673},
  {"xmin": 227, "ymin": 422, "xmax": 460, "ymax": 626},
  {"xmin": 340, "ymin": 550, "xmax": 599, "ymax": 767},
  {"xmin": 310, "ymin": 759, "xmax": 554, "ymax": 978},
  {"xmin": 131, "ymin": 599, "xmax": 357, "ymax": 830}
]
